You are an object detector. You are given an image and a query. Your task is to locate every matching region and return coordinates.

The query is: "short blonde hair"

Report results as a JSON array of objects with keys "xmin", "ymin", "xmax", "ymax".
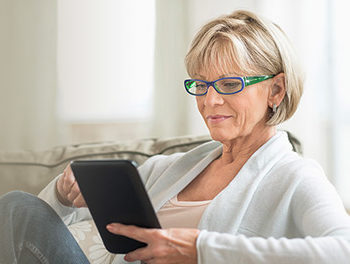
[{"xmin": 185, "ymin": 10, "xmax": 304, "ymax": 125}]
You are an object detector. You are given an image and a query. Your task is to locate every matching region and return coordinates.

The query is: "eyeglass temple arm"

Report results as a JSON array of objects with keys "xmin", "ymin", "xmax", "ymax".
[{"xmin": 243, "ymin": 75, "xmax": 275, "ymax": 86}]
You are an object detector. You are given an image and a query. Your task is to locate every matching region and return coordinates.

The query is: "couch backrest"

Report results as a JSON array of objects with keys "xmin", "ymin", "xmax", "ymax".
[
  {"xmin": 0, "ymin": 131, "xmax": 302, "ymax": 196},
  {"xmin": 0, "ymin": 135, "xmax": 212, "ymax": 196}
]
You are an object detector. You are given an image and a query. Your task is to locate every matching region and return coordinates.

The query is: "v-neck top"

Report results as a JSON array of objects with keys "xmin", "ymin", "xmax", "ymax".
[{"xmin": 157, "ymin": 195, "xmax": 212, "ymax": 228}]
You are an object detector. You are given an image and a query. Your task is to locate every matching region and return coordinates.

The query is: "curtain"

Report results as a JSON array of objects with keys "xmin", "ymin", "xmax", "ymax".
[
  {"xmin": 0, "ymin": 0, "xmax": 63, "ymax": 151},
  {"xmin": 151, "ymin": 0, "xmax": 191, "ymax": 137}
]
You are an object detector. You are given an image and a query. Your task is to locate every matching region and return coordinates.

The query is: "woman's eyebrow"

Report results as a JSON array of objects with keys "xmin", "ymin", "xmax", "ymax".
[{"xmin": 195, "ymin": 73, "xmax": 236, "ymax": 80}]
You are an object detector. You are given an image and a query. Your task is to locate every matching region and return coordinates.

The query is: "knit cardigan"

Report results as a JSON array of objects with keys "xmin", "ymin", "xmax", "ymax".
[{"xmin": 38, "ymin": 131, "xmax": 350, "ymax": 263}]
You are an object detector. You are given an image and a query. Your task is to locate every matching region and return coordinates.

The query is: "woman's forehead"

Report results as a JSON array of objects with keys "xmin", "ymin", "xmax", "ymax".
[
  {"xmin": 191, "ymin": 54, "xmax": 249, "ymax": 80},
  {"xmin": 194, "ymin": 67, "xmax": 242, "ymax": 81},
  {"xmin": 192, "ymin": 59, "xmax": 260, "ymax": 80}
]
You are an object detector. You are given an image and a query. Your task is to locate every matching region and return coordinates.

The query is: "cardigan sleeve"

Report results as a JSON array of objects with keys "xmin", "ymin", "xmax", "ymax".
[
  {"xmin": 196, "ymin": 231, "xmax": 350, "ymax": 264},
  {"xmin": 38, "ymin": 174, "xmax": 92, "ymax": 226},
  {"xmin": 196, "ymin": 161, "xmax": 350, "ymax": 264}
]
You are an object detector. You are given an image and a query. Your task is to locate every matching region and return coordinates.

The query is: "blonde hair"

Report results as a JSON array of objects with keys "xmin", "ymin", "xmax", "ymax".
[{"xmin": 185, "ymin": 10, "xmax": 304, "ymax": 125}]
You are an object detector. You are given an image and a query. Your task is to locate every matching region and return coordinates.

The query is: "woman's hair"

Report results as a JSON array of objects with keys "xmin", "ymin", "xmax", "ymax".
[{"xmin": 185, "ymin": 10, "xmax": 304, "ymax": 125}]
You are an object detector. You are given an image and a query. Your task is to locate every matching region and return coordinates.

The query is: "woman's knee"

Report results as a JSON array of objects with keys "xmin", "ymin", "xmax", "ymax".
[
  {"xmin": 0, "ymin": 190, "xmax": 63, "ymax": 231},
  {"xmin": 1, "ymin": 191, "xmax": 37, "ymax": 205},
  {"xmin": 0, "ymin": 191, "xmax": 50, "ymax": 215}
]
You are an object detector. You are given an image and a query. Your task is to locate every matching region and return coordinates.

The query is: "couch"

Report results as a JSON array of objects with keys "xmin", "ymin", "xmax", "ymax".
[{"xmin": 0, "ymin": 132, "xmax": 302, "ymax": 263}]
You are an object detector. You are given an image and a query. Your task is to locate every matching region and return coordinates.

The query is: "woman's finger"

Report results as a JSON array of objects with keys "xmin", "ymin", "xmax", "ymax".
[
  {"xmin": 106, "ymin": 223, "xmax": 156, "ymax": 243},
  {"xmin": 63, "ymin": 170, "xmax": 75, "ymax": 192},
  {"xmin": 67, "ymin": 182, "xmax": 80, "ymax": 201},
  {"xmin": 72, "ymin": 192, "xmax": 86, "ymax": 208}
]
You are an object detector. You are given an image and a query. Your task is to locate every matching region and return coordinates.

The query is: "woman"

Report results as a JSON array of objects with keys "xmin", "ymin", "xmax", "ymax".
[{"xmin": 1, "ymin": 10, "xmax": 350, "ymax": 264}]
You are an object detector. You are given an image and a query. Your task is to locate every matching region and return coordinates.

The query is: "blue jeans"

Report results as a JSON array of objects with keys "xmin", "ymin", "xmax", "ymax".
[{"xmin": 0, "ymin": 191, "xmax": 89, "ymax": 264}]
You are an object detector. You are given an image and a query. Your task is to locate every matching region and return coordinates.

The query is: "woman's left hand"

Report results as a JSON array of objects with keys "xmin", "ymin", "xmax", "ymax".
[{"xmin": 106, "ymin": 223, "xmax": 200, "ymax": 264}]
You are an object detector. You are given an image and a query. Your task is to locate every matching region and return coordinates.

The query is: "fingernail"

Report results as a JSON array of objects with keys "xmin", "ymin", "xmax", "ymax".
[{"xmin": 107, "ymin": 223, "xmax": 119, "ymax": 230}]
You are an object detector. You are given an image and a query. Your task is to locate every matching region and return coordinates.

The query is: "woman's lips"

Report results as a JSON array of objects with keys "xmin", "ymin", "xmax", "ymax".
[{"xmin": 206, "ymin": 115, "xmax": 232, "ymax": 124}]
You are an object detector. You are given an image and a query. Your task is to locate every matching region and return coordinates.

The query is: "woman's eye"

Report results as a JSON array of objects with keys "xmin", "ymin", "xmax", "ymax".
[
  {"xmin": 196, "ymin": 84, "xmax": 206, "ymax": 89},
  {"xmin": 224, "ymin": 82, "xmax": 239, "ymax": 88}
]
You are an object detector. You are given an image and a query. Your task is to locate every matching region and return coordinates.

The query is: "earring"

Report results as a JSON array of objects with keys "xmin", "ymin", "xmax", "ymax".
[{"xmin": 272, "ymin": 104, "xmax": 277, "ymax": 113}]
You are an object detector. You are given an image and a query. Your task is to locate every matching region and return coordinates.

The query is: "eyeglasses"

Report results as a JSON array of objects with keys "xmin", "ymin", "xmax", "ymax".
[{"xmin": 184, "ymin": 75, "xmax": 275, "ymax": 96}]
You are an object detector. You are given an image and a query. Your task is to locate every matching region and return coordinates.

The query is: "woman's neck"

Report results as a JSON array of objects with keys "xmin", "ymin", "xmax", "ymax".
[{"xmin": 219, "ymin": 126, "xmax": 276, "ymax": 166}]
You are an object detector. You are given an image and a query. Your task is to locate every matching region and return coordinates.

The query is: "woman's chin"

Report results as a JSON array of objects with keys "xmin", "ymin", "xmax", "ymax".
[{"xmin": 209, "ymin": 129, "xmax": 238, "ymax": 143}]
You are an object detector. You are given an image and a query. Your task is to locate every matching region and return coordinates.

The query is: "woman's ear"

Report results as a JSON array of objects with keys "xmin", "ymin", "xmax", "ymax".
[{"xmin": 268, "ymin": 73, "xmax": 286, "ymax": 107}]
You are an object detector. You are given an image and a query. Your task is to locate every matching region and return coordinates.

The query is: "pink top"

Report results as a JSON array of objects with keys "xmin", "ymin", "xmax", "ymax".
[{"xmin": 156, "ymin": 195, "xmax": 212, "ymax": 229}]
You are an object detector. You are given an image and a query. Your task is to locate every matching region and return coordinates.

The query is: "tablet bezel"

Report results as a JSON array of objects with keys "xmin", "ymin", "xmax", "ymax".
[{"xmin": 70, "ymin": 159, "xmax": 161, "ymax": 254}]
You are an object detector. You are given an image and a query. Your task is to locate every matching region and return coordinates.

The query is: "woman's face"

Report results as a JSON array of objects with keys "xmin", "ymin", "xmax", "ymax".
[{"xmin": 195, "ymin": 71, "xmax": 272, "ymax": 143}]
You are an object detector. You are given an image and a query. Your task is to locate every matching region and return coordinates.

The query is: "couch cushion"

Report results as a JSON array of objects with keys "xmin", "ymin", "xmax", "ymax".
[{"xmin": 0, "ymin": 135, "xmax": 211, "ymax": 196}]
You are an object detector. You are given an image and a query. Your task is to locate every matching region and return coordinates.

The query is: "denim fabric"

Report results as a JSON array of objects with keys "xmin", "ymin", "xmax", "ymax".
[{"xmin": 0, "ymin": 191, "xmax": 89, "ymax": 264}]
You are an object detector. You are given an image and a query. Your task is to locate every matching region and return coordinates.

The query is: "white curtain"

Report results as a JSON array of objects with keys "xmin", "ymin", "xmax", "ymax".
[
  {"xmin": 151, "ymin": 0, "xmax": 191, "ymax": 137},
  {"xmin": 0, "ymin": 0, "xmax": 63, "ymax": 151},
  {"xmin": 330, "ymin": 0, "xmax": 350, "ymax": 206}
]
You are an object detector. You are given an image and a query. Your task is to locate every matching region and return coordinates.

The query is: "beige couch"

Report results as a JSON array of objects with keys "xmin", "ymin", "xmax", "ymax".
[
  {"xmin": 0, "ymin": 132, "xmax": 301, "ymax": 263},
  {"xmin": 0, "ymin": 135, "xmax": 214, "ymax": 196}
]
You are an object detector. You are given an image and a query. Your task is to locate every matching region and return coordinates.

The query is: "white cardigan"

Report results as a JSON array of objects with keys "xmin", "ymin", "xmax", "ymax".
[{"xmin": 38, "ymin": 131, "xmax": 350, "ymax": 263}]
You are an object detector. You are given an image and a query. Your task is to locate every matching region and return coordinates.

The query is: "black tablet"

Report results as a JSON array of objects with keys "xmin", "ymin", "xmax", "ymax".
[{"xmin": 70, "ymin": 160, "xmax": 161, "ymax": 254}]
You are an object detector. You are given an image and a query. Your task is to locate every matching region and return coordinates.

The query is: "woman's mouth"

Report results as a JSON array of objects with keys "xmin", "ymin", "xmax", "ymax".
[{"xmin": 206, "ymin": 115, "xmax": 232, "ymax": 124}]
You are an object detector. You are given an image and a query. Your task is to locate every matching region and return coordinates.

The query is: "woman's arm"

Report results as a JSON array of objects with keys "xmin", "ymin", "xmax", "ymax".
[
  {"xmin": 196, "ymin": 231, "xmax": 350, "ymax": 264},
  {"xmin": 196, "ymin": 166, "xmax": 350, "ymax": 264}
]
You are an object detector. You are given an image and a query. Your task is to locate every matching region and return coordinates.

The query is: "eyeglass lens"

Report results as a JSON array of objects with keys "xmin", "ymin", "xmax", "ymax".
[{"xmin": 185, "ymin": 78, "xmax": 243, "ymax": 95}]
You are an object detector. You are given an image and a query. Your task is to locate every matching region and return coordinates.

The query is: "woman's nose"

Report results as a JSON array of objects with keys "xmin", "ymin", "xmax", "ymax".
[{"xmin": 204, "ymin": 85, "xmax": 224, "ymax": 106}]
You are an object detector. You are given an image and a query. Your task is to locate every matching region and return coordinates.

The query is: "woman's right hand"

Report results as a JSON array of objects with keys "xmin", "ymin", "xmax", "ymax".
[{"xmin": 56, "ymin": 164, "xmax": 87, "ymax": 207}]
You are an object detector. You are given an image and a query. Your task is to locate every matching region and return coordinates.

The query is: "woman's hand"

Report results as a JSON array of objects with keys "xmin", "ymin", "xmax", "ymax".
[
  {"xmin": 106, "ymin": 223, "xmax": 200, "ymax": 264},
  {"xmin": 56, "ymin": 164, "xmax": 87, "ymax": 207}
]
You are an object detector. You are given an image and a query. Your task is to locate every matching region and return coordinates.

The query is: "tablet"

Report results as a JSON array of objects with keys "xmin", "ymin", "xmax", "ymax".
[{"xmin": 70, "ymin": 159, "xmax": 161, "ymax": 254}]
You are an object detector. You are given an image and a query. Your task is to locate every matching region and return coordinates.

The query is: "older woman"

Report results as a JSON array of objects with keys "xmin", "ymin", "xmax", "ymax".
[{"xmin": 1, "ymin": 10, "xmax": 350, "ymax": 264}]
